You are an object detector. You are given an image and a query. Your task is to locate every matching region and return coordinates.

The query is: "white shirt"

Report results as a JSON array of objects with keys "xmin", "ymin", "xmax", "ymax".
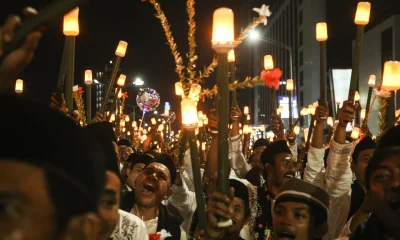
[
  {"xmin": 113, "ymin": 210, "xmax": 148, "ymax": 240},
  {"xmin": 304, "ymin": 140, "xmax": 354, "ymax": 240}
]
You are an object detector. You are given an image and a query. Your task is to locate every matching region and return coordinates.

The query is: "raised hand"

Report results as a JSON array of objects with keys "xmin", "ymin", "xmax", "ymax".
[
  {"xmin": 0, "ymin": 8, "xmax": 42, "ymax": 93},
  {"xmin": 315, "ymin": 104, "xmax": 329, "ymax": 123},
  {"xmin": 92, "ymin": 112, "xmax": 106, "ymax": 123},
  {"xmin": 338, "ymin": 100, "xmax": 359, "ymax": 128},
  {"xmin": 206, "ymin": 187, "xmax": 234, "ymax": 238}
]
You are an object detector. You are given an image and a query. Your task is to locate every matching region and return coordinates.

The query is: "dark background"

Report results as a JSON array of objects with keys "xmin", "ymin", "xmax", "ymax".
[
  {"xmin": 0, "ymin": 0, "xmax": 260, "ymax": 120},
  {"xmin": 1, "ymin": 0, "xmax": 399, "ymax": 126}
]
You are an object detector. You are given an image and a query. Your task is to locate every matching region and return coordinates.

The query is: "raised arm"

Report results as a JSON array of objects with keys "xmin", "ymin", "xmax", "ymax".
[
  {"xmin": 324, "ymin": 100, "xmax": 357, "ymax": 239},
  {"xmin": 304, "ymin": 104, "xmax": 328, "ymax": 187},
  {"xmin": 229, "ymin": 106, "xmax": 251, "ymax": 178}
]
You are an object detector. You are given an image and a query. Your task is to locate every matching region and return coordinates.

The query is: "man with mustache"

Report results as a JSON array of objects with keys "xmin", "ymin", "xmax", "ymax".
[
  {"xmin": 254, "ymin": 138, "xmax": 297, "ymax": 239},
  {"xmin": 273, "ymin": 178, "xmax": 330, "ymax": 240},
  {"xmin": 120, "ymin": 155, "xmax": 184, "ymax": 239}
]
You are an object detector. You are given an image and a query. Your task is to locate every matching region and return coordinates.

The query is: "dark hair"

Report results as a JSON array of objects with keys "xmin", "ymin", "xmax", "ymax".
[
  {"xmin": 352, "ymin": 136, "xmax": 376, "ymax": 164},
  {"xmin": 229, "ymin": 179, "xmax": 250, "ymax": 218},
  {"xmin": 365, "ymin": 146, "xmax": 400, "ymax": 190},
  {"xmin": 45, "ymin": 169, "xmax": 92, "ymax": 232},
  {"xmin": 147, "ymin": 154, "xmax": 177, "ymax": 185},
  {"xmin": 128, "ymin": 153, "xmax": 152, "ymax": 171},
  {"xmin": 260, "ymin": 140, "xmax": 292, "ymax": 166}
]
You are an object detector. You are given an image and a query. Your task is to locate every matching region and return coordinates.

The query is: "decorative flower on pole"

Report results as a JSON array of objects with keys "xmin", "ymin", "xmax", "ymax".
[
  {"xmin": 253, "ymin": 4, "xmax": 272, "ymax": 25},
  {"xmin": 149, "ymin": 229, "xmax": 172, "ymax": 240},
  {"xmin": 72, "ymin": 85, "xmax": 86, "ymax": 126},
  {"xmin": 261, "ymin": 68, "xmax": 282, "ymax": 90}
]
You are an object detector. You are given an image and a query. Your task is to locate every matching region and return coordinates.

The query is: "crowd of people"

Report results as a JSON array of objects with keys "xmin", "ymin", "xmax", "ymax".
[{"xmin": 1, "ymin": 7, "xmax": 400, "ymax": 240}]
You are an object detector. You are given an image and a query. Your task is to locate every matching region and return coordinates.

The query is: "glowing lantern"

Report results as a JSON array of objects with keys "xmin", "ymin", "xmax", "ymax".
[
  {"xmin": 354, "ymin": 2, "xmax": 371, "ymax": 25},
  {"xmin": 316, "ymin": 22, "xmax": 328, "ymax": 41},
  {"xmin": 181, "ymin": 98, "xmax": 198, "ymax": 130},
  {"xmin": 63, "ymin": 8, "xmax": 79, "ymax": 36},
  {"xmin": 115, "ymin": 41, "xmax": 128, "ymax": 57},
  {"xmin": 264, "ymin": 55, "xmax": 274, "ymax": 70}
]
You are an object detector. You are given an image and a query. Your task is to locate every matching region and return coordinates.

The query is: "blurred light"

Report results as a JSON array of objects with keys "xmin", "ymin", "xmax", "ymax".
[{"xmin": 134, "ymin": 78, "xmax": 144, "ymax": 86}]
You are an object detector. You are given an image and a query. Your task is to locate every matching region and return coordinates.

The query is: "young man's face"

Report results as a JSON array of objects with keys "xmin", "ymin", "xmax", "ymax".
[
  {"xmin": 353, "ymin": 148, "xmax": 374, "ymax": 188},
  {"xmin": 0, "ymin": 161, "xmax": 57, "ymax": 239},
  {"xmin": 98, "ymin": 171, "xmax": 121, "ymax": 240},
  {"xmin": 273, "ymin": 201, "xmax": 311, "ymax": 240},
  {"xmin": 118, "ymin": 146, "xmax": 133, "ymax": 163},
  {"xmin": 120, "ymin": 162, "xmax": 132, "ymax": 184},
  {"xmin": 135, "ymin": 163, "xmax": 172, "ymax": 208},
  {"xmin": 126, "ymin": 163, "xmax": 146, "ymax": 189},
  {"xmin": 227, "ymin": 197, "xmax": 248, "ymax": 234},
  {"xmin": 369, "ymin": 154, "xmax": 400, "ymax": 228},
  {"xmin": 266, "ymin": 153, "xmax": 297, "ymax": 188}
]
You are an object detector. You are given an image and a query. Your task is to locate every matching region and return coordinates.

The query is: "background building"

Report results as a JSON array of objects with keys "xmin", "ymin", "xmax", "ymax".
[
  {"xmin": 358, "ymin": 14, "xmax": 400, "ymax": 136},
  {"xmin": 237, "ymin": 0, "xmax": 326, "ymax": 128}
]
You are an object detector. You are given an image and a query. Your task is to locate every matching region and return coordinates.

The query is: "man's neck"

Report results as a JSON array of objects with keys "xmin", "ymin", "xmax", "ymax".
[
  {"xmin": 134, "ymin": 204, "xmax": 159, "ymax": 221},
  {"xmin": 267, "ymin": 180, "xmax": 278, "ymax": 199}
]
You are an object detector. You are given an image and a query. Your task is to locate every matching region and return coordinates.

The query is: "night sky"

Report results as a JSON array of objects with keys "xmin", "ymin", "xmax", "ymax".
[
  {"xmin": 1, "ymin": 0, "xmax": 399, "ymax": 124},
  {"xmin": 1, "ymin": 0, "xmax": 258, "ymax": 120}
]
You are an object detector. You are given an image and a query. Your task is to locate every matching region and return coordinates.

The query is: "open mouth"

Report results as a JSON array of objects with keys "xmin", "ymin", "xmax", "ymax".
[
  {"xmin": 283, "ymin": 172, "xmax": 295, "ymax": 179},
  {"xmin": 142, "ymin": 183, "xmax": 156, "ymax": 195},
  {"xmin": 276, "ymin": 232, "xmax": 296, "ymax": 240}
]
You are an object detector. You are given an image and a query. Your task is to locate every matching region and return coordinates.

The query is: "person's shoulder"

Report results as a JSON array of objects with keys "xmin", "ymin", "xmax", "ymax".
[{"xmin": 336, "ymin": 237, "xmax": 349, "ymax": 240}]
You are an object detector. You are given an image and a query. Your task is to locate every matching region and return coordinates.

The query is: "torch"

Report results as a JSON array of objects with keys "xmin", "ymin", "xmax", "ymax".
[
  {"xmin": 100, "ymin": 41, "xmax": 128, "ymax": 114},
  {"xmin": 212, "ymin": 7, "xmax": 235, "ymax": 227},
  {"xmin": 348, "ymin": 2, "xmax": 371, "ymax": 101},
  {"xmin": 316, "ymin": 22, "xmax": 328, "ymax": 115}
]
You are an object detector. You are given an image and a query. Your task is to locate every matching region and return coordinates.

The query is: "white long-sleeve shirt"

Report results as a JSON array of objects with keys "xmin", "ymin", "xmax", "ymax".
[
  {"xmin": 304, "ymin": 140, "xmax": 353, "ymax": 240},
  {"xmin": 230, "ymin": 134, "xmax": 299, "ymax": 179},
  {"xmin": 168, "ymin": 179, "xmax": 197, "ymax": 236},
  {"xmin": 229, "ymin": 134, "xmax": 251, "ymax": 179}
]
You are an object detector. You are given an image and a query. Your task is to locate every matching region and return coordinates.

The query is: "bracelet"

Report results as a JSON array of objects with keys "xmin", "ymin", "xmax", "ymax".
[{"xmin": 210, "ymin": 130, "xmax": 218, "ymax": 134}]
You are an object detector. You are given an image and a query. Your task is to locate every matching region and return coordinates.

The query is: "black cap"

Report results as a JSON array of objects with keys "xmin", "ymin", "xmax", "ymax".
[
  {"xmin": 147, "ymin": 154, "xmax": 177, "ymax": 184},
  {"xmin": 118, "ymin": 139, "xmax": 131, "ymax": 147},
  {"xmin": 261, "ymin": 140, "xmax": 292, "ymax": 165},
  {"xmin": 352, "ymin": 136, "xmax": 376, "ymax": 164},
  {"xmin": 128, "ymin": 153, "xmax": 152, "ymax": 170},
  {"xmin": 253, "ymin": 138, "xmax": 269, "ymax": 150},
  {"xmin": 377, "ymin": 125, "xmax": 400, "ymax": 147},
  {"xmin": 0, "ymin": 95, "xmax": 106, "ymax": 226},
  {"xmin": 229, "ymin": 179, "xmax": 250, "ymax": 217}
]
